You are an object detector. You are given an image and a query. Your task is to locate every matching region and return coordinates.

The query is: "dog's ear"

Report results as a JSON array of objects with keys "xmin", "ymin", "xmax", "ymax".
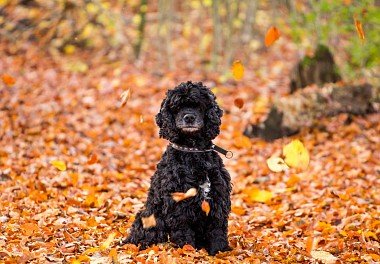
[
  {"xmin": 155, "ymin": 91, "xmax": 179, "ymax": 140},
  {"xmin": 204, "ymin": 90, "xmax": 223, "ymax": 140}
]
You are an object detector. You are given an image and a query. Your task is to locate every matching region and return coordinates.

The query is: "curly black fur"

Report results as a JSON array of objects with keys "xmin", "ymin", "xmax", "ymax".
[{"xmin": 121, "ymin": 81, "xmax": 232, "ymax": 255}]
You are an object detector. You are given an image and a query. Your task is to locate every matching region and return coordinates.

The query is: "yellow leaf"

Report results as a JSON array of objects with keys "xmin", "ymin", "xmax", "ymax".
[
  {"xmin": 109, "ymin": 248, "xmax": 118, "ymax": 262},
  {"xmin": 50, "ymin": 160, "xmax": 67, "ymax": 171},
  {"xmin": 201, "ymin": 200, "xmax": 210, "ymax": 216},
  {"xmin": 231, "ymin": 60, "xmax": 244, "ymax": 81},
  {"xmin": 283, "ymin": 140, "xmax": 309, "ymax": 170},
  {"xmin": 245, "ymin": 188, "xmax": 274, "ymax": 203},
  {"xmin": 64, "ymin": 44, "xmax": 76, "ymax": 55},
  {"xmin": 265, "ymin": 26, "xmax": 280, "ymax": 47},
  {"xmin": 310, "ymin": 250, "xmax": 337, "ymax": 264},
  {"xmin": 83, "ymin": 247, "xmax": 100, "ymax": 255},
  {"xmin": 354, "ymin": 18, "xmax": 365, "ymax": 40},
  {"xmin": 266, "ymin": 156, "xmax": 289, "ymax": 172},
  {"xmin": 100, "ymin": 232, "xmax": 117, "ymax": 250},
  {"xmin": 141, "ymin": 214, "xmax": 157, "ymax": 229},
  {"xmin": 172, "ymin": 188, "xmax": 197, "ymax": 202}
]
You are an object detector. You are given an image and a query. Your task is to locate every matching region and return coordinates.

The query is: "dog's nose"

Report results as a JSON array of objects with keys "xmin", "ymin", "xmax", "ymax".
[{"xmin": 184, "ymin": 114, "xmax": 195, "ymax": 124}]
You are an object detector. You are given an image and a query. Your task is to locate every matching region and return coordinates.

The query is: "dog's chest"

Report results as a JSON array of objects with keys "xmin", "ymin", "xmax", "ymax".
[{"xmin": 182, "ymin": 154, "xmax": 213, "ymax": 198}]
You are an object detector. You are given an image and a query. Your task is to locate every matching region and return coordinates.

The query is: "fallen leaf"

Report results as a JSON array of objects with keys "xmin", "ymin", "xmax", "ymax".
[
  {"xmin": 100, "ymin": 232, "xmax": 117, "ymax": 250},
  {"xmin": 141, "ymin": 214, "xmax": 156, "ymax": 229},
  {"xmin": 120, "ymin": 89, "xmax": 131, "ymax": 107},
  {"xmin": 305, "ymin": 235, "xmax": 314, "ymax": 254},
  {"xmin": 201, "ymin": 200, "xmax": 210, "ymax": 216},
  {"xmin": 21, "ymin": 223, "xmax": 39, "ymax": 236},
  {"xmin": 231, "ymin": 60, "xmax": 244, "ymax": 81},
  {"xmin": 265, "ymin": 26, "xmax": 280, "ymax": 47},
  {"xmin": 354, "ymin": 18, "xmax": 365, "ymax": 40},
  {"xmin": 182, "ymin": 244, "xmax": 195, "ymax": 251},
  {"xmin": 172, "ymin": 188, "xmax": 197, "ymax": 202},
  {"xmin": 245, "ymin": 188, "xmax": 274, "ymax": 203},
  {"xmin": 87, "ymin": 153, "xmax": 98, "ymax": 165},
  {"xmin": 2, "ymin": 74, "xmax": 16, "ymax": 86},
  {"xmin": 283, "ymin": 140, "xmax": 309, "ymax": 170},
  {"xmin": 234, "ymin": 98, "xmax": 244, "ymax": 109},
  {"xmin": 310, "ymin": 250, "xmax": 338, "ymax": 264},
  {"xmin": 266, "ymin": 156, "xmax": 289, "ymax": 172},
  {"xmin": 109, "ymin": 248, "xmax": 118, "ymax": 262},
  {"xmin": 50, "ymin": 160, "xmax": 67, "ymax": 171}
]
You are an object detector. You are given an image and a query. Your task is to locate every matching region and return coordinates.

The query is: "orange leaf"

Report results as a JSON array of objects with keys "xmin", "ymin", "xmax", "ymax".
[
  {"xmin": 87, "ymin": 153, "xmax": 98, "ymax": 165},
  {"xmin": 231, "ymin": 60, "xmax": 244, "ymax": 80},
  {"xmin": 172, "ymin": 188, "xmax": 197, "ymax": 202},
  {"xmin": 306, "ymin": 235, "xmax": 314, "ymax": 254},
  {"xmin": 141, "ymin": 214, "xmax": 157, "ymax": 229},
  {"xmin": 182, "ymin": 244, "xmax": 195, "ymax": 251},
  {"xmin": 265, "ymin": 26, "xmax": 280, "ymax": 47},
  {"xmin": 354, "ymin": 18, "xmax": 365, "ymax": 40},
  {"xmin": 201, "ymin": 200, "xmax": 210, "ymax": 216},
  {"xmin": 109, "ymin": 248, "xmax": 118, "ymax": 262},
  {"xmin": 2, "ymin": 74, "xmax": 16, "ymax": 86},
  {"xmin": 231, "ymin": 206, "xmax": 246, "ymax": 216},
  {"xmin": 87, "ymin": 216, "xmax": 98, "ymax": 227},
  {"xmin": 21, "ymin": 223, "xmax": 39, "ymax": 236},
  {"xmin": 234, "ymin": 98, "xmax": 244, "ymax": 109}
]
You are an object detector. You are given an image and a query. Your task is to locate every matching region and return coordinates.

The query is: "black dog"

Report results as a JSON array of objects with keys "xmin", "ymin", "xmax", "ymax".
[{"xmin": 121, "ymin": 81, "xmax": 232, "ymax": 255}]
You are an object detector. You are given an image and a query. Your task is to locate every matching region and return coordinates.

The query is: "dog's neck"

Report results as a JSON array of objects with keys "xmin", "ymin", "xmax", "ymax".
[{"xmin": 173, "ymin": 136, "xmax": 212, "ymax": 149}]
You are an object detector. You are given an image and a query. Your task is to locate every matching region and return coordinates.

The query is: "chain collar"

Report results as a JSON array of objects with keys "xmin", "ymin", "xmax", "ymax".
[{"xmin": 169, "ymin": 142, "xmax": 233, "ymax": 159}]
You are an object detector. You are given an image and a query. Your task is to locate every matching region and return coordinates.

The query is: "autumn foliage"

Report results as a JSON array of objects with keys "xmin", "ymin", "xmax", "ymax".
[{"xmin": 0, "ymin": 1, "xmax": 379, "ymax": 263}]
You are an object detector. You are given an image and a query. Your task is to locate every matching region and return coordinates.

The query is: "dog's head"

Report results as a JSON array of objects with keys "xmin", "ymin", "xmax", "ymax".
[{"xmin": 155, "ymin": 81, "xmax": 223, "ymax": 143}]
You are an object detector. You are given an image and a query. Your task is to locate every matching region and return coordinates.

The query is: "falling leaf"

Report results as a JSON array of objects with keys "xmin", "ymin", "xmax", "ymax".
[
  {"xmin": 265, "ymin": 26, "xmax": 280, "ymax": 47},
  {"xmin": 354, "ymin": 18, "xmax": 365, "ymax": 40},
  {"xmin": 50, "ymin": 160, "xmax": 67, "ymax": 171},
  {"xmin": 139, "ymin": 115, "xmax": 144, "ymax": 123},
  {"xmin": 201, "ymin": 200, "xmax": 210, "ymax": 216},
  {"xmin": 310, "ymin": 250, "xmax": 338, "ymax": 264},
  {"xmin": 266, "ymin": 156, "xmax": 289, "ymax": 172},
  {"xmin": 100, "ymin": 232, "xmax": 117, "ymax": 250},
  {"xmin": 231, "ymin": 60, "xmax": 244, "ymax": 80},
  {"xmin": 172, "ymin": 188, "xmax": 197, "ymax": 202},
  {"xmin": 120, "ymin": 89, "xmax": 131, "ymax": 107},
  {"xmin": 87, "ymin": 153, "xmax": 98, "ymax": 165},
  {"xmin": 141, "ymin": 214, "xmax": 157, "ymax": 229},
  {"xmin": 245, "ymin": 188, "xmax": 274, "ymax": 203},
  {"xmin": 283, "ymin": 140, "xmax": 309, "ymax": 170},
  {"xmin": 2, "ymin": 74, "xmax": 16, "ymax": 86},
  {"xmin": 234, "ymin": 98, "xmax": 244, "ymax": 109}
]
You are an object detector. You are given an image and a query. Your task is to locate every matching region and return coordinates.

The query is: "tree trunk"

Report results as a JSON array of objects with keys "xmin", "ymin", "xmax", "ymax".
[{"xmin": 244, "ymin": 83, "xmax": 380, "ymax": 141}]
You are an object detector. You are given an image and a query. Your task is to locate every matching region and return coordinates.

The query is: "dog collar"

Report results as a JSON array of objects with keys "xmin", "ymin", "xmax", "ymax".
[{"xmin": 170, "ymin": 142, "xmax": 233, "ymax": 159}]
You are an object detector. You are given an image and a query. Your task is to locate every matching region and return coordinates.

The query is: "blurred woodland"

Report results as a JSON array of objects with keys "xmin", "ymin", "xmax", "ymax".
[{"xmin": 0, "ymin": 0, "xmax": 379, "ymax": 263}]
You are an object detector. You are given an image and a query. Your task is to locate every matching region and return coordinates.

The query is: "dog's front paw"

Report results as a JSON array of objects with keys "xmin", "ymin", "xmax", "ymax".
[{"xmin": 208, "ymin": 242, "xmax": 231, "ymax": 256}]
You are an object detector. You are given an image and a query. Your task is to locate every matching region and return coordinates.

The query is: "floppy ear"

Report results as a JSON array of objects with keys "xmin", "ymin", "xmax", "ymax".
[
  {"xmin": 155, "ymin": 91, "xmax": 179, "ymax": 141},
  {"xmin": 204, "ymin": 92, "xmax": 223, "ymax": 140}
]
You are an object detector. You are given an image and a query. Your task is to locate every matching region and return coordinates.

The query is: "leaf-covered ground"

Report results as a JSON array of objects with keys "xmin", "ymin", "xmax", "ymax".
[{"xmin": 0, "ymin": 43, "xmax": 379, "ymax": 263}]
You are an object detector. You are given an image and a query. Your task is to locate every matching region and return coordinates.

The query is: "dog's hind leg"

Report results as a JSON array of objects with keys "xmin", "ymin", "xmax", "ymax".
[{"xmin": 120, "ymin": 211, "xmax": 167, "ymax": 249}]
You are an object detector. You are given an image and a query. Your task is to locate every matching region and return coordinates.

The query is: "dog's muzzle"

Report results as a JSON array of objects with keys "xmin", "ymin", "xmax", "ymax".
[{"xmin": 181, "ymin": 127, "xmax": 200, "ymax": 132}]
